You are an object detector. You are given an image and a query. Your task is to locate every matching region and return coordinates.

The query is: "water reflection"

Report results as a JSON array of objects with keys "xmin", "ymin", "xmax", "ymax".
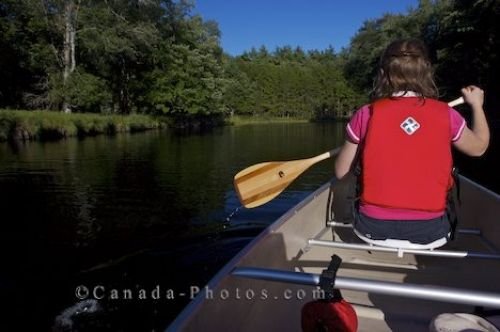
[{"xmin": 0, "ymin": 123, "xmax": 344, "ymax": 331}]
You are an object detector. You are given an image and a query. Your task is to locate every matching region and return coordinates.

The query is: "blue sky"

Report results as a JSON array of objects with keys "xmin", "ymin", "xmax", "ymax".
[{"xmin": 195, "ymin": 0, "xmax": 419, "ymax": 56}]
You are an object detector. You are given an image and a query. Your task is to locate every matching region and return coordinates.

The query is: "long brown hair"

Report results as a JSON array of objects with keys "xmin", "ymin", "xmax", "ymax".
[{"xmin": 372, "ymin": 39, "xmax": 439, "ymax": 100}]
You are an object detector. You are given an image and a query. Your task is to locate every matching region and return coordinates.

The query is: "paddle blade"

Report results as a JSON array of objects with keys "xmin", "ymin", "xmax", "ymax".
[{"xmin": 234, "ymin": 159, "xmax": 315, "ymax": 208}]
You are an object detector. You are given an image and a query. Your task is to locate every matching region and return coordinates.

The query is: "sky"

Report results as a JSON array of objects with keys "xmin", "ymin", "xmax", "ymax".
[{"xmin": 194, "ymin": 0, "xmax": 419, "ymax": 56}]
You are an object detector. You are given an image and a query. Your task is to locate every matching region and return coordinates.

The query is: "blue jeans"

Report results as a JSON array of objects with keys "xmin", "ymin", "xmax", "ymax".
[{"xmin": 353, "ymin": 211, "xmax": 450, "ymax": 244}]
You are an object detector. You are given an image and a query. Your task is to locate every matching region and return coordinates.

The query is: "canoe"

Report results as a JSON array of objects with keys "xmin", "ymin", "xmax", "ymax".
[{"xmin": 167, "ymin": 173, "xmax": 500, "ymax": 331}]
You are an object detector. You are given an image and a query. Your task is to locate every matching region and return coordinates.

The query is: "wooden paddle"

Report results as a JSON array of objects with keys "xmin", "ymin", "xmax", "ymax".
[{"xmin": 234, "ymin": 97, "xmax": 465, "ymax": 208}]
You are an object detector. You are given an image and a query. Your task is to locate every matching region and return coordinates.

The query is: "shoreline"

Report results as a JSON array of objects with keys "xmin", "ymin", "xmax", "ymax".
[
  {"xmin": 0, "ymin": 110, "xmax": 350, "ymax": 142},
  {"xmin": 227, "ymin": 115, "xmax": 309, "ymax": 126},
  {"xmin": 0, "ymin": 110, "xmax": 166, "ymax": 142}
]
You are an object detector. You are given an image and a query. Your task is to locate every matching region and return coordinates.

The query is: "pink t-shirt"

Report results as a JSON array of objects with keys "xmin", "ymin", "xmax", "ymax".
[{"xmin": 347, "ymin": 103, "xmax": 466, "ymax": 220}]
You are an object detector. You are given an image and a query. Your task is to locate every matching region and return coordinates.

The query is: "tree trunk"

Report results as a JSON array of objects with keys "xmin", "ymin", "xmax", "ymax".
[
  {"xmin": 118, "ymin": 58, "xmax": 131, "ymax": 114},
  {"xmin": 62, "ymin": 0, "xmax": 78, "ymax": 113}
]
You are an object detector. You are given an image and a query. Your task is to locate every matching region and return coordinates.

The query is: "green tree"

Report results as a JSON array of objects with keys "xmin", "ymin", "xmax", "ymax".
[
  {"xmin": 77, "ymin": 0, "xmax": 159, "ymax": 114},
  {"xmin": 224, "ymin": 46, "xmax": 360, "ymax": 119},
  {"xmin": 431, "ymin": 0, "xmax": 500, "ymax": 100},
  {"xmin": 145, "ymin": 12, "xmax": 225, "ymax": 117}
]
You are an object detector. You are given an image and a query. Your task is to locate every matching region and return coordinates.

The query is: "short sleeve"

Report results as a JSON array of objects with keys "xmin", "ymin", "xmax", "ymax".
[
  {"xmin": 449, "ymin": 107, "xmax": 466, "ymax": 142},
  {"xmin": 346, "ymin": 104, "xmax": 371, "ymax": 144}
]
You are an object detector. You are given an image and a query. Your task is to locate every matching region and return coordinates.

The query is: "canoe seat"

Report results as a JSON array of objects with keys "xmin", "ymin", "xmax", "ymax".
[{"xmin": 353, "ymin": 228, "xmax": 448, "ymax": 251}]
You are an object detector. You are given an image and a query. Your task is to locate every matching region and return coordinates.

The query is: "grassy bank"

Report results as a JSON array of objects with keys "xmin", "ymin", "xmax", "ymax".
[
  {"xmin": 228, "ymin": 115, "xmax": 309, "ymax": 126},
  {"xmin": 0, "ymin": 110, "xmax": 165, "ymax": 141},
  {"xmin": 0, "ymin": 110, "xmax": 316, "ymax": 142}
]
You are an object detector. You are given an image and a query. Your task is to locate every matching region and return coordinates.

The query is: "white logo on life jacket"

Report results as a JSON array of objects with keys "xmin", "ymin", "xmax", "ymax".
[{"xmin": 400, "ymin": 117, "xmax": 420, "ymax": 135}]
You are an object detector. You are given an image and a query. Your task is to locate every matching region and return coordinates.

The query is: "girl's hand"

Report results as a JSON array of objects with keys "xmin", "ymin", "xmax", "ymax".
[{"xmin": 461, "ymin": 85, "xmax": 484, "ymax": 109}]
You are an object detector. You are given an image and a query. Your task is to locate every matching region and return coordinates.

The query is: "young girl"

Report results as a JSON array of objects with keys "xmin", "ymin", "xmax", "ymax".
[{"xmin": 334, "ymin": 39, "xmax": 490, "ymax": 245}]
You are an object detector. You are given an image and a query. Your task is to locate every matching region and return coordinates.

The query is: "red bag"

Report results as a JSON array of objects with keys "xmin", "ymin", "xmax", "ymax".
[{"xmin": 301, "ymin": 299, "xmax": 358, "ymax": 332}]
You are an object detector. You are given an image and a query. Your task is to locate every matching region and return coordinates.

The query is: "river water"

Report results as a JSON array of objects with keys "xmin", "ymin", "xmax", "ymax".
[{"xmin": 0, "ymin": 121, "xmax": 498, "ymax": 331}]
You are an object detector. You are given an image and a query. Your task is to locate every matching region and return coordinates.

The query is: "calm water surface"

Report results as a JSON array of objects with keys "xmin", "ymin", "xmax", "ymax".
[
  {"xmin": 0, "ymin": 121, "xmax": 498, "ymax": 331},
  {"xmin": 0, "ymin": 123, "xmax": 345, "ymax": 331}
]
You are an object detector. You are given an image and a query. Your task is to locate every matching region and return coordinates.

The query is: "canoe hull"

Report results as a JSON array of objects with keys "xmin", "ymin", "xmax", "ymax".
[{"xmin": 168, "ymin": 176, "xmax": 500, "ymax": 331}]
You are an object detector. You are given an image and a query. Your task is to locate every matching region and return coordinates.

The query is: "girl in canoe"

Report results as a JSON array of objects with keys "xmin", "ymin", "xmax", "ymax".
[{"xmin": 335, "ymin": 38, "xmax": 490, "ymax": 245}]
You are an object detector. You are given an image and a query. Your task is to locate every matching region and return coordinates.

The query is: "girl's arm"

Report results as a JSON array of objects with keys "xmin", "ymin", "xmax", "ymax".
[
  {"xmin": 335, "ymin": 140, "xmax": 359, "ymax": 179},
  {"xmin": 453, "ymin": 86, "xmax": 490, "ymax": 157}
]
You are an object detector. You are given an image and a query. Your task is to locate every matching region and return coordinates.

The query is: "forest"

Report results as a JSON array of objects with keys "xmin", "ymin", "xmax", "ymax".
[{"xmin": 0, "ymin": 0, "xmax": 499, "ymax": 124}]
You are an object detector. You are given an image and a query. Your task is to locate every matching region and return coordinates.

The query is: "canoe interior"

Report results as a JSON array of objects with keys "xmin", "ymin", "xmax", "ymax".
[{"xmin": 168, "ymin": 176, "xmax": 500, "ymax": 332}]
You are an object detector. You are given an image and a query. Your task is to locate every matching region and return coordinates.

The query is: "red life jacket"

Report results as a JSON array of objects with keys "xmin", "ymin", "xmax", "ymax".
[{"xmin": 361, "ymin": 97, "xmax": 453, "ymax": 212}]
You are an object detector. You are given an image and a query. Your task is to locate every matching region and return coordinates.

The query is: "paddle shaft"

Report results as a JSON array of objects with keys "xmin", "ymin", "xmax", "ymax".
[
  {"xmin": 448, "ymin": 96, "xmax": 464, "ymax": 107},
  {"xmin": 308, "ymin": 149, "xmax": 338, "ymax": 164}
]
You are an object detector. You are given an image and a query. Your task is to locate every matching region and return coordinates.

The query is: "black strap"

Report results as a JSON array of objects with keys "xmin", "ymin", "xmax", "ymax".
[
  {"xmin": 454, "ymin": 167, "xmax": 461, "ymax": 205},
  {"xmin": 319, "ymin": 255, "xmax": 342, "ymax": 301},
  {"xmin": 447, "ymin": 168, "xmax": 461, "ymax": 240}
]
